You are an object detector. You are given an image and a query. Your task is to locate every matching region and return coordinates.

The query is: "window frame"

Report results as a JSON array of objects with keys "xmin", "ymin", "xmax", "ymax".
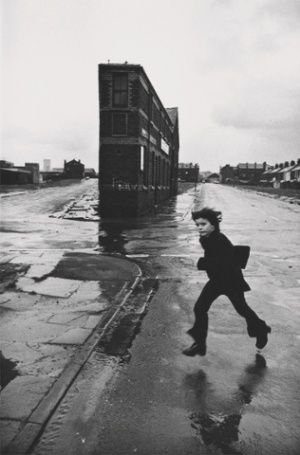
[{"xmin": 112, "ymin": 73, "xmax": 128, "ymax": 107}]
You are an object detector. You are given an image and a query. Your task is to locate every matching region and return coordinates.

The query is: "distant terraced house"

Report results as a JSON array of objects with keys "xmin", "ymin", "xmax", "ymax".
[
  {"xmin": 220, "ymin": 162, "xmax": 267, "ymax": 184},
  {"xmin": 220, "ymin": 159, "xmax": 300, "ymax": 189}
]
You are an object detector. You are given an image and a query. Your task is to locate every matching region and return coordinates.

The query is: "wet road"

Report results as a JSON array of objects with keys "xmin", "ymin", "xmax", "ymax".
[
  {"xmin": 28, "ymin": 183, "xmax": 300, "ymax": 455},
  {"xmin": 0, "ymin": 180, "xmax": 99, "ymax": 251}
]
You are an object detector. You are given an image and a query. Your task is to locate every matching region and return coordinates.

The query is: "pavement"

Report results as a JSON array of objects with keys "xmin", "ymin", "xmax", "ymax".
[{"xmin": 0, "ymin": 247, "xmax": 141, "ymax": 454}]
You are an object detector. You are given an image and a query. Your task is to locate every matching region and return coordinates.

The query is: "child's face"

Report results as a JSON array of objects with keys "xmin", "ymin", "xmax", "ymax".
[{"xmin": 194, "ymin": 217, "xmax": 215, "ymax": 237}]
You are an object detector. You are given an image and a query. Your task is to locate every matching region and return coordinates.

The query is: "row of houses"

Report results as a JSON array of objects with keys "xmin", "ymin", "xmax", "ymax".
[
  {"xmin": 0, "ymin": 159, "xmax": 96, "ymax": 185},
  {"xmin": 0, "ymin": 161, "xmax": 41, "ymax": 185},
  {"xmin": 220, "ymin": 162, "xmax": 266, "ymax": 184},
  {"xmin": 261, "ymin": 160, "xmax": 300, "ymax": 188},
  {"xmin": 220, "ymin": 160, "xmax": 300, "ymax": 188}
]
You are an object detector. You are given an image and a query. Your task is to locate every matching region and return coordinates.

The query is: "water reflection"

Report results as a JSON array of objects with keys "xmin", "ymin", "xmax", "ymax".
[
  {"xmin": 186, "ymin": 354, "xmax": 267, "ymax": 454},
  {"xmin": 98, "ymin": 220, "xmax": 129, "ymax": 255},
  {"xmin": 0, "ymin": 351, "xmax": 19, "ymax": 389},
  {"xmin": 97, "ymin": 201, "xmax": 179, "ymax": 255}
]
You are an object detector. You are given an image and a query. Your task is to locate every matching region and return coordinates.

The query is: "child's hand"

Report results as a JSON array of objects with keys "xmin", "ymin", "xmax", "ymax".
[{"xmin": 197, "ymin": 257, "xmax": 206, "ymax": 270}]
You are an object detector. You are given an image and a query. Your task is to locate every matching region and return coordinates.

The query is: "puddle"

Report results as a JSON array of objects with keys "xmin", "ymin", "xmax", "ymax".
[
  {"xmin": 189, "ymin": 354, "xmax": 268, "ymax": 454},
  {"xmin": 0, "ymin": 263, "xmax": 30, "ymax": 293},
  {"xmin": 0, "ymin": 352, "xmax": 19, "ymax": 390},
  {"xmin": 190, "ymin": 412, "xmax": 242, "ymax": 454}
]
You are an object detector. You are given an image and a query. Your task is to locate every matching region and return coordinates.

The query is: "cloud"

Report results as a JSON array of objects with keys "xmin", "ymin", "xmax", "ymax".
[
  {"xmin": 2, "ymin": 0, "xmax": 300, "ymax": 171},
  {"xmin": 258, "ymin": 0, "xmax": 300, "ymax": 26},
  {"xmin": 214, "ymin": 85, "xmax": 300, "ymax": 131}
]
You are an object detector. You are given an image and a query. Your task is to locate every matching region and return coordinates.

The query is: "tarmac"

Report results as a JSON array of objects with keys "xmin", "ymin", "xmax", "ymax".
[
  {"xmin": 0, "ymin": 243, "xmax": 141, "ymax": 454},
  {"xmin": 1, "ymin": 182, "xmax": 300, "ymax": 454}
]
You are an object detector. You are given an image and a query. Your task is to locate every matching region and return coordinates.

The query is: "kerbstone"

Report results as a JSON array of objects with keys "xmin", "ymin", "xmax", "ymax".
[
  {"xmin": 0, "ymin": 376, "xmax": 54, "ymax": 420},
  {"xmin": 50, "ymin": 327, "xmax": 91, "ymax": 345}
]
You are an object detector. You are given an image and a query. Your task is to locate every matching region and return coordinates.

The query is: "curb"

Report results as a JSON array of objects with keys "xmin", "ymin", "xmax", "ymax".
[
  {"xmin": 0, "ymin": 192, "xmax": 27, "ymax": 198},
  {"xmin": 4, "ymin": 267, "xmax": 142, "ymax": 455}
]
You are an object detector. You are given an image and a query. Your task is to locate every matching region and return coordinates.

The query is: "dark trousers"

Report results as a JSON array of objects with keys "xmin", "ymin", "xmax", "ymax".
[{"xmin": 189, "ymin": 280, "xmax": 264, "ymax": 343}]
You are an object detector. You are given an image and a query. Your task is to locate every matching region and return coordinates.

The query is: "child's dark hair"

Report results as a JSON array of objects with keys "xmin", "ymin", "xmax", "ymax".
[{"xmin": 191, "ymin": 207, "xmax": 222, "ymax": 232}]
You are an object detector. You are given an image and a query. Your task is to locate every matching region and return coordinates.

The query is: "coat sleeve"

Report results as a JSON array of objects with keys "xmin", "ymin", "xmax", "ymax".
[
  {"xmin": 198, "ymin": 233, "xmax": 250, "ymax": 291},
  {"xmin": 199, "ymin": 234, "xmax": 238, "ymax": 276},
  {"xmin": 197, "ymin": 257, "xmax": 207, "ymax": 270}
]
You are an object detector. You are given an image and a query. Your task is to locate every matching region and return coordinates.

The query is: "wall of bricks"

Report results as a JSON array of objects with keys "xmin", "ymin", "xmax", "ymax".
[{"xmin": 98, "ymin": 63, "xmax": 179, "ymax": 216}]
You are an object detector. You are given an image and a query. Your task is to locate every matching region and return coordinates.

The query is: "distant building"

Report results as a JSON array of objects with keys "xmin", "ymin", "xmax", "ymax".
[
  {"xmin": 98, "ymin": 62, "xmax": 179, "ymax": 217},
  {"xmin": 236, "ymin": 163, "xmax": 266, "ymax": 182},
  {"xmin": 178, "ymin": 163, "xmax": 199, "ymax": 182},
  {"xmin": 219, "ymin": 164, "xmax": 236, "ymax": 183},
  {"xmin": 64, "ymin": 159, "xmax": 85, "ymax": 179},
  {"xmin": 43, "ymin": 159, "xmax": 51, "ymax": 172},
  {"xmin": 0, "ymin": 160, "xmax": 14, "ymax": 168},
  {"xmin": 0, "ymin": 162, "xmax": 40, "ymax": 185},
  {"xmin": 0, "ymin": 167, "xmax": 32, "ymax": 185},
  {"xmin": 278, "ymin": 161, "xmax": 296, "ymax": 182},
  {"xmin": 25, "ymin": 163, "xmax": 40, "ymax": 184},
  {"xmin": 40, "ymin": 171, "xmax": 64, "ymax": 182},
  {"xmin": 206, "ymin": 173, "xmax": 220, "ymax": 183},
  {"xmin": 262, "ymin": 160, "xmax": 300, "ymax": 188},
  {"xmin": 220, "ymin": 162, "xmax": 267, "ymax": 184},
  {"xmin": 84, "ymin": 168, "xmax": 97, "ymax": 178},
  {"xmin": 291, "ymin": 159, "xmax": 300, "ymax": 182}
]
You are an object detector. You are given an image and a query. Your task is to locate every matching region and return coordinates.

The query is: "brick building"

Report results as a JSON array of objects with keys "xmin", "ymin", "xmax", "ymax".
[
  {"xmin": 25, "ymin": 163, "xmax": 40, "ymax": 184},
  {"xmin": 0, "ymin": 161, "xmax": 40, "ymax": 185},
  {"xmin": 219, "ymin": 164, "xmax": 236, "ymax": 183},
  {"xmin": 236, "ymin": 162, "xmax": 266, "ymax": 182},
  {"xmin": 64, "ymin": 159, "xmax": 85, "ymax": 179},
  {"xmin": 220, "ymin": 162, "xmax": 267, "ymax": 184},
  {"xmin": 98, "ymin": 63, "xmax": 179, "ymax": 217},
  {"xmin": 178, "ymin": 163, "xmax": 199, "ymax": 182}
]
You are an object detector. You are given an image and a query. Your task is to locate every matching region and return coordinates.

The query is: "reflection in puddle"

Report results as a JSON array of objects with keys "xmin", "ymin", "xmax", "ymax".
[
  {"xmin": 98, "ymin": 219, "xmax": 140, "ymax": 255},
  {"xmin": 98, "ymin": 227, "xmax": 128, "ymax": 254},
  {"xmin": 191, "ymin": 413, "xmax": 242, "ymax": 454},
  {"xmin": 97, "ymin": 195, "xmax": 183, "ymax": 255},
  {"xmin": 0, "ymin": 351, "xmax": 19, "ymax": 390},
  {"xmin": 188, "ymin": 354, "xmax": 267, "ymax": 454}
]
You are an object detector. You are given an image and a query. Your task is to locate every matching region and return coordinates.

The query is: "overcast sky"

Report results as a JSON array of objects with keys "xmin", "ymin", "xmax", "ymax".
[{"xmin": 1, "ymin": 0, "xmax": 300, "ymax": 171}]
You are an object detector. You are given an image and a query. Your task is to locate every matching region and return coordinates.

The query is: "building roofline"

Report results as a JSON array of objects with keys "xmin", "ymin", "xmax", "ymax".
[
  {"xmin": 0, "ymin": 168, "xmax": 31, "ymax": 174},
  {"xmin": 98, "ymin": 63, "xmax": 178, "ymax": 128}
]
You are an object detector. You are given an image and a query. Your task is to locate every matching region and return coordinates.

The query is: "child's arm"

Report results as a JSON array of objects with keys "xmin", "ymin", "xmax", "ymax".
[
  {"xmin": 197, "ymin": 234, "xmax": 237, "ymax": 271},
  {"xmin": 197, "ymin": 257, "xmax": 207, "ymax": 270}
]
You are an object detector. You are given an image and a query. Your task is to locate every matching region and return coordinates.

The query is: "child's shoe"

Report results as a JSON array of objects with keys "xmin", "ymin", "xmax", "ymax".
[
  {"xmin": 256, "ymin": 324, "xmax": 271, "ymax": 349},
  {"xmin": 183, "ymin": 341, "xmax": 206, "ymax": 356}
]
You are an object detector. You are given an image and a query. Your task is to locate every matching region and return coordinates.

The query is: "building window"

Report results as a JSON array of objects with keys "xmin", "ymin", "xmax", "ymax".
[
  {"xmin": 112, "ymin": 113, "xmax": 127, "ymax": 136},
  {"xmin": 140, "ymin": 146, "xmax": 145, "ymax": 171},
  {"xmin": 152, "ymin": 152, "xmax": 155, "ymax": 185},
  {"xmin": 113, "ymin": 73, "xmax": 128, "ymax": 107}
]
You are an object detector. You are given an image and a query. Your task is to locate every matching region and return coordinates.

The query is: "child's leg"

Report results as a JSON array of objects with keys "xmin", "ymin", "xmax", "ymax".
[
  {"xmin": 227, "ymin": 291, "xmax": 271, "ymax": 348},
  {"xmin": 188, "ymin": 281, "xmax": 221, "ymax": 344}
]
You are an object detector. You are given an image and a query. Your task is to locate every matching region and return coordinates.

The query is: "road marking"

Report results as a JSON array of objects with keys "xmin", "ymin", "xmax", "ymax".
[
  {"xmin": 126, "ymin": 253, "xmax": 195, "ymax": 258},
  {"xmin": 126, "ymin": 254, "xmax": 150, "ymax": 258},
  {"xmin": 160, "ymin": 254, "xmax": 192, "ymax": 257}
]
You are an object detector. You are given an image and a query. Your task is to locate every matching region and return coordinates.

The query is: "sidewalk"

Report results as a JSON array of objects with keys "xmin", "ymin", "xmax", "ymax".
[{"xmin": 0, "ymin": 250, "xmax": 141, "ymax": 454}]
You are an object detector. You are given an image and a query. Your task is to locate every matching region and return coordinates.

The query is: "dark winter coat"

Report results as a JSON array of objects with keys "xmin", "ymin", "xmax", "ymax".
[{"xmin": 197, "ymin": 231, "xmax": 251, "ymax": 292}]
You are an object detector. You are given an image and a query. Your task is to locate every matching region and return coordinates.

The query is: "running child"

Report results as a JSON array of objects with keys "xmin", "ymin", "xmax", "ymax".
[{"xmin": 183, "ymin": 207, "xmax": 271, "ymax": 356}]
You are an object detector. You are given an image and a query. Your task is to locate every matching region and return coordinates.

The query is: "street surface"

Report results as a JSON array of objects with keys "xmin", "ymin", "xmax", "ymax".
[{"xmin": 1, "ymin": 181, "xmax": 300, "ymax": 454}]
